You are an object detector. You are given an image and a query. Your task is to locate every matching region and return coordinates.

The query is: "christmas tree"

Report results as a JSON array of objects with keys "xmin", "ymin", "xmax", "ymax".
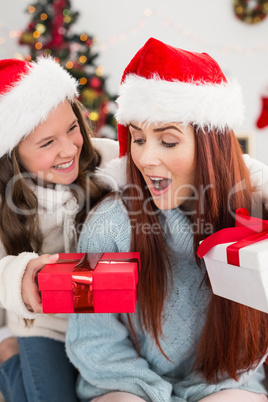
[{"xmin": 19, "ymin": 0, "xmax": 117, "ymax": 139}]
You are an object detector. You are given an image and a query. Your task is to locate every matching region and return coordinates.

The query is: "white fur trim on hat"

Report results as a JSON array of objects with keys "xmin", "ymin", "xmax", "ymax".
[
  {"xmin": 0, "ymin": 57, "xmax": 78, "ymax": 158},
  {"xmin": 94, "ymin": 156, "xmax": 127, "ymax": 191},
  {"xmin": 116, "ymin": 74, "xmax": 244, "ymax": 131}
]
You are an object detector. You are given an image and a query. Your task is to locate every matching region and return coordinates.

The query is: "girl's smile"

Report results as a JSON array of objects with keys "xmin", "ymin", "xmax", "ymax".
[{"xmin": 52, "ymin": 158, "xmax": 75, "ymax": 171}]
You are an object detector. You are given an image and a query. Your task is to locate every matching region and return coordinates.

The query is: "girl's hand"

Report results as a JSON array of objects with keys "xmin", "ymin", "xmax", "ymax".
[{"xmin": 22, "ymin": 254, "xmax": 59, "ymax": 313}]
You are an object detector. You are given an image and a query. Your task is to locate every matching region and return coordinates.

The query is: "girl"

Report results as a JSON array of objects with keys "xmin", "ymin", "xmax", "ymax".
[
  {"xmin": 0, "ymin": 57, "xmax": 118, "ymax": 402},
  {"xmin": 66, "ymin": 38, "xmax": 268, "ymax": 401}
]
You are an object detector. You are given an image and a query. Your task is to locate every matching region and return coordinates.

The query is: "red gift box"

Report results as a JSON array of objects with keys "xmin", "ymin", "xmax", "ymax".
[{"xmin": 38, "ymin": 252, "xmax": 140, "ymax": 314}]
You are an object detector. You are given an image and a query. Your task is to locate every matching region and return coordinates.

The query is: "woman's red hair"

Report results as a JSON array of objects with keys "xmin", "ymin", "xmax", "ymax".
[{"xmin": 122, "ymin": 126, "xmax": 268, "ymax": 382}]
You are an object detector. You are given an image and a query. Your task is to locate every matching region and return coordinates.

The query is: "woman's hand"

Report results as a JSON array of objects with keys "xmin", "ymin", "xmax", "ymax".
[{"xmin": 21, "ymin": 254, "xmax": 59, "ymax": 313}]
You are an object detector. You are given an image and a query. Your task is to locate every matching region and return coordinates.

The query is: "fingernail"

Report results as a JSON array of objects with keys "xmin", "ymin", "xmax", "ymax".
[{"xmin": 48, "ymin": 254, "xmax": 59, "ymax": 261}]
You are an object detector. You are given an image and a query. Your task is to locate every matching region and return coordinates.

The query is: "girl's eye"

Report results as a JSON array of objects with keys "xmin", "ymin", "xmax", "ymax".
[
  {"xmin": 69, "ymin": 123, "xmax": 78, "ymax": 132},
  {"xmin": 161, "ymin": 140, "xmax": 177, "ymax": 148},
  {"xmin": 40, "ymin": 140, "xmax": 53, "ymax": 148}
]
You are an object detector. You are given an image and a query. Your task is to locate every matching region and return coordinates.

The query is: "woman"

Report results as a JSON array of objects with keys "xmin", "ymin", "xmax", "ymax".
[{"xmin": 66, "ymin": 38, "xmax": 268, "ymax": 401}]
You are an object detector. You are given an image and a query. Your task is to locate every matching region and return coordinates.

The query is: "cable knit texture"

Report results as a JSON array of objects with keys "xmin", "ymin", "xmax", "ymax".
[
  {"xmin": 66, "ymin": 197, "xmax": 268, "ymax": 402},
  {"xmin": 0, "ymin": 137, "xmax": 119, "ymax": 341}
]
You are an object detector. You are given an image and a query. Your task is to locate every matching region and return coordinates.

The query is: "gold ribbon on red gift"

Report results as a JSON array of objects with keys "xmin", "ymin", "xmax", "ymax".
[
  {"xmin": 72, "ymin": 253, "xmax": 104, "ymax": 313},
  {"xmin": 56, "ymin": 253, "xmax": 103, "ymax": 313},
  {"xmin": 197, "ymin": 208, "xmax": 268, "ymax": 266},
  {"xmin": 57, "ymin": 253, "xmax": 140, "ymax": 313}
]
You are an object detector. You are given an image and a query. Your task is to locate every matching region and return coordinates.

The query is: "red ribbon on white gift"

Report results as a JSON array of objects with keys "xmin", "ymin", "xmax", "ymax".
[{"xmin": 196, "ymin": 208, "xmax": 268, "ymax": 267}]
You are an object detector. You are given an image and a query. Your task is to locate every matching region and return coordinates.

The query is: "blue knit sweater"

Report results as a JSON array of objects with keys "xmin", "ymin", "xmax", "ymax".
[{"xmin": 66, "ymin": 197, "xmax": 268, "ymax": 402}]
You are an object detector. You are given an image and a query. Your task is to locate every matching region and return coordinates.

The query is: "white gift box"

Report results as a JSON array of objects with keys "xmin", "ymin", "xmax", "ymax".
[{"xmin": 203, "ymin": 239, "xmax": 268, "ymax": 313}]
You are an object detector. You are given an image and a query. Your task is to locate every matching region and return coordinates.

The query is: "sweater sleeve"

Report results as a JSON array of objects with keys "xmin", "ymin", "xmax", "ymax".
[
  {"xmin": 0, "ymin": 250, "xmax": 40, "ymax": 319},
  {"xmin": 66, "ymin": 198, "xmax": 173, "ymax": 402},
  {"xmin": 243, "ymin": 154, "xmax": 268, "ymax": 208}
]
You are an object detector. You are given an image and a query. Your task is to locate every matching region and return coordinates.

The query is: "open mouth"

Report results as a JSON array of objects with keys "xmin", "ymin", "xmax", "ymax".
[
  {"xmin": 53, "ymin": 159, "xmax": 74, "ymax": 170},
  {"xmin": 150, "ymin": 177, "xmax": 172, "ymax": 191}
]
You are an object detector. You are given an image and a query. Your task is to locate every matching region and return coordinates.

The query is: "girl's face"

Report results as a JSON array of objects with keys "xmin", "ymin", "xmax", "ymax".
[
  {"xmin": 130, "ymin": 121, "xmax": 196, "ymax": 210},
  {"xmin": 18, "ymin": 100, "xmax": 83, "ymax": 186}
]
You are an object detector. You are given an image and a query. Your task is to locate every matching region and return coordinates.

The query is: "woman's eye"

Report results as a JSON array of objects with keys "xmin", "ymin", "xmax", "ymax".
[
  {"xmin": 133, "ymin": 138, "xmax": 144, "ymax": 145},
  {"xmin": 40, "ymin": 140, "xmax": 53, "ymax": 148},
  {"xmin": 161, "ymin": 140, "xmax": 177, "ymax": 148}
]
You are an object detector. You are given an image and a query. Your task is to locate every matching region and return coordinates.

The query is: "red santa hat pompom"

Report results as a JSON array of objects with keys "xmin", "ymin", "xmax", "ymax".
[
  {"xmin": 116, "ymin": 37, "xmax": 244, "ymax": 157},
  {"xmin": 0, "ymin": 57, "xmax": 78, "ymax": 158}
]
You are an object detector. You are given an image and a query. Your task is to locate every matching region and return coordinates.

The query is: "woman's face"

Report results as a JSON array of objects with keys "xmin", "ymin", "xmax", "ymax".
[
  {"xmin": 130, "ymin": 121, "xmax": 196, "ymax": 210},
  {"xmin": 17, "ymin": 100, "xmax": 83, "ymax": 185}
]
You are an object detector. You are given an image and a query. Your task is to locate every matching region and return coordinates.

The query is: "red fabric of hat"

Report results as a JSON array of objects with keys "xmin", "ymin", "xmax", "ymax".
[{"xmin": 0, "ymin": 59, "xmax": 31, "ymax": 94}]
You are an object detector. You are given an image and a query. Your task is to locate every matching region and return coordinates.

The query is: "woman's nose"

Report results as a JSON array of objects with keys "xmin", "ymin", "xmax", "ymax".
[{"xmin": 138, "ymin": 145, "xmax": 161, "ymax": 168}]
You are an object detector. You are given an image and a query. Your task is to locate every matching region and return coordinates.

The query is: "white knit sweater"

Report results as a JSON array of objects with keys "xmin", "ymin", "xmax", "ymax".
[{"xmin": 0, "ymin": 137, "xmax": 119, "ymax": 341}]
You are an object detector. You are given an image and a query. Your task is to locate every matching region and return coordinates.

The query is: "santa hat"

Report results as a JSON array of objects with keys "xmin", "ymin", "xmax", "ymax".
[
  {"xmin": 0, "ymin": 56, "xmax": 78, "ymax": 158},
  {"xmin": 116, "ymin": 37, "xmax": 244, "ymax": 157}
]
